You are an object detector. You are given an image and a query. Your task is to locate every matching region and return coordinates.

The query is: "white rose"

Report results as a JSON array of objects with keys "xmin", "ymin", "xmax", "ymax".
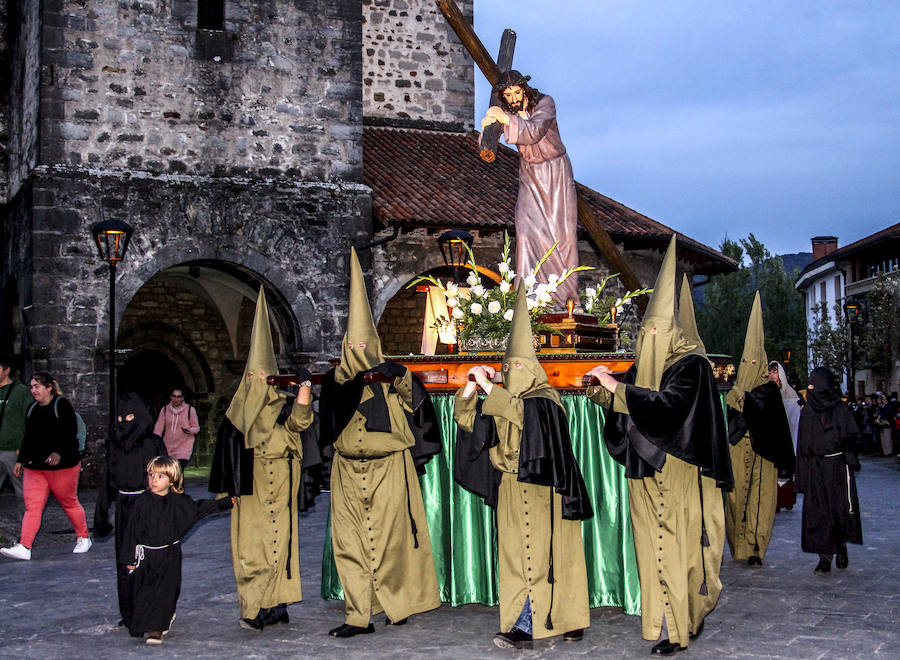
[
  {"xmin": 503, "ymin": 309, "xmax": 514, "ymax": 321},
  {"xmin": 488, "ymin": 300, "xmax": 501, "ymax": 314},
  {"xmin": 446, "ymin": 283, "xmax": 459, "ymax": 297},
  {"xmin": 466, "ymin": 272, "xmax": 479, "ymax": 286},
  {"xmin": 471, "ymin": 284, "xmax": 486, "ymax": 298},
  {"xmin": 524, "ymin": 274, "xmax": 536, "ymax": 288},
  {"xmin": 447, "ymin": 296, "xmax": 458, "ymax": 308},
  {"xmin": 499, "ymin": 280, "xmax": 511, "ymax": 294},
  {"xmin": 451, "ymin": 307, "xmax": 464, "ymax": 319},
  {"xmin": 498, "ymin": 262, "xmax": 509, "ymax": 274},
  {"xmin": 470, "ymin": 302, "xmax": 483, "ymax": 315}
]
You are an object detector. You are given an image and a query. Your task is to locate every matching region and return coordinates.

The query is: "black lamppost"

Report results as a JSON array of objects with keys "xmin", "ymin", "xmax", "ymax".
[
  {"xmin": 90, "ymin": 219, "xmax": 133, "ymax": 443},
  {"xmin": 779, "ymin": 346, "xmax": 792, "ymax": 366},
  {"xmin": 436, "ymin": 229, "xmax": 474, "ymax": 284},
  {"xmin": 845, "ymin": 298, "xmax": 861, "ymax": 396}
]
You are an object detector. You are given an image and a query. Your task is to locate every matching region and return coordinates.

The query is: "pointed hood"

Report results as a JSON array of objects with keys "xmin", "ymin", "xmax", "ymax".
[
  {"xmin": 726, "ymin": 291, "xmax": 769, "ymax": 412},
  {"xmin": 336, "ymin": 247, "xmax": 384, "ymax": 383},
  {"xmin": 633, "ymin": 234, "xmax": 680, "ymax": 390},
  {"xmin": 226, "ymin": 286, "xmax": 282, "ymax": 435},
  {"xmin": 677, "ymin": 274, "xmax": 707, "ymax": 357},
  {"xmin": 501, "ymin": 280, "xmax": 559, "ymax": 404}
]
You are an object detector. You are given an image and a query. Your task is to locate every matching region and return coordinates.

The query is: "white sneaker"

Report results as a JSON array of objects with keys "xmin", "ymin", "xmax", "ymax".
[
  {"xmin": 73, "ymin": 537, "xmax": 92, "ymax": 554},
  {"xmin": 1, "ymin": 543, "xmax": 32, "ymax": 561}
]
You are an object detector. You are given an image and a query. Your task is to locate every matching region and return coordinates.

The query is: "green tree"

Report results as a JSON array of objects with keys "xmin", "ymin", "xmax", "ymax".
[
  {"xmin": 807, "ymin": 302, "xmax": 847, "ymax": 375},
  {"xmin": 855, "ymin": 273, "xmax": 900, "ymax": 377},
  {"xmin": 696, "ymin": 233, "xmax": 807, "ymax": 378}
]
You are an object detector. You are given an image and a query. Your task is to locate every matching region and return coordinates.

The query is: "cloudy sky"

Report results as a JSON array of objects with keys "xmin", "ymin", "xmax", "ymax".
[{"xmin": 473, "ymin": 1, "xmax": 900, "ymax": 257}]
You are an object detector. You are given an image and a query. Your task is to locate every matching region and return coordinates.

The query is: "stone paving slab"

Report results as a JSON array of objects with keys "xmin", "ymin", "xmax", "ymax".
[{"xmin": 0, "ymin": 456, "xmax": 897, "ymax": 658}]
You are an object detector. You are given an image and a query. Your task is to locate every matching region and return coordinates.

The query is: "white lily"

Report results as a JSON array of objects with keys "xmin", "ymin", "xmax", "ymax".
[
  {"xmin": 499, "ymin": 280, "xmax": 511, "ymax": 294},
  {"xmin": 446, "ymin": 283, "xmax": 459, "ymax": 297},
  {"xmin": 498, "ymin": 262, "xmax": 509, "ymax": 274},
  {"xmin": 466, "ymin": 272, "xmax": 479, "ymax": 286},
  {"xmin": 524, "ymin": 274, "xmax": 536, "ymax": 288},
  {"xmin": 471, "ymin": 284, "xmax": 486, "ymax": 298},
  {"xmin": 526, "ymin": 297, "xmax": 537, "ymax": 310}
]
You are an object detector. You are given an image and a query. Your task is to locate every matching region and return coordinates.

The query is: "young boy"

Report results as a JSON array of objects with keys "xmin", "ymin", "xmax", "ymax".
[{"xmin": 124, "ymin": 456, "xmax": 233, "ymax": 644}]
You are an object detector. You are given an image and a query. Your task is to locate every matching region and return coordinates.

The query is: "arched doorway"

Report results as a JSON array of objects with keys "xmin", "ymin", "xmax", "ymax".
[{"xmin": 117, "ymin": 260, "xmax": 303, "ymax": 467}]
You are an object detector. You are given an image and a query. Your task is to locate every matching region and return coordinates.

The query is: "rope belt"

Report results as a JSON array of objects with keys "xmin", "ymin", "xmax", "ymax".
[
  {"xmin": 823, "ymin": 452, "xmax": 853, "ymax": 515},
  {"xmin": 118, "ymin": 489, "xmax": 144, "ymax": 496},
  {"xmin": 132, "ymin": 540, "xmax": 180, "ymax": 569}
]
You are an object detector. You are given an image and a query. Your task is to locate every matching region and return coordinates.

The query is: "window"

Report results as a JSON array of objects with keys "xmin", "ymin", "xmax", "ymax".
[
  {"xmin": 833, "ymin": 275, "xmax": 842, "ymax": 322},
  {"xmin": 820, "ymin": 282, "xmax": 827, "ymax": 308},
  {"xmin": 198, "ymin": 0, "xmax": 225, "ymax": 31}
]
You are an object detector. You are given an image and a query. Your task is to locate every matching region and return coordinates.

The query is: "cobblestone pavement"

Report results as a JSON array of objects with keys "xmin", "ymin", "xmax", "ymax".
[{"xmin": 0, "ymin": 456, "xmax": 897, "ymax": 659}]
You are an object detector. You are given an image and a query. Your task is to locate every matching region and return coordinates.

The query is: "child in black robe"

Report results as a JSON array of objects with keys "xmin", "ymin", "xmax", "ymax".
[
  {"xmin": 124, "ymin": 456, "xmax": 233, "ymax": 644},
  {"xmin": 93, "ymin": 393, "xmax": 168, "ymax": 628}
]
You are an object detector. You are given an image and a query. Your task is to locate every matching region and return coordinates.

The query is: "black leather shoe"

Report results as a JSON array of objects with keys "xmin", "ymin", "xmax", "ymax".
[
  {"xmin": 836, "ymin": 546, "xmax": 848, "ymax": 569},
  {"xmin": 262, "ymin": 607, "xmax": 289, "ymax": 626},
  {"xmin": 385, "ymin": 617, "xmax": 408, "ymax": 626},
  {"xmin": 748, "ymin": 555, "xmax": 763, "ymax": 567},
  {"xmin": 563, "ymin": 629, "xmax": 584, "ymax": 641},
  {"xmin": 651, "ymin": 639, "xmax": 685, "ymax": 655},
  {"xmin": 328, "ymin": 623, "xmax": 375, "ymax": 638},
  {"xmin": 239, "ymin": 615, "xmax": 264, "ymax": 631},
  {"xmin": 493, "ymin": 629, "xmax": 533, "ymax": 649},
  {"xmin": 689, "ymin": 619, "xmax": 704, "ymax": 641},
  {"xmin": 814, "ymin": 558, "xmax": 831, "ymax": 574}
]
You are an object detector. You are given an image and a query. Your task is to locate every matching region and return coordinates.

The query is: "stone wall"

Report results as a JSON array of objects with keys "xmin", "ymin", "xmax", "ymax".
[
  {"xmin": 1, "ymin": 0, "xmax": 41, "ymax": 204},
  {"xmin": 38, "ymin": 0, "xmax": 363, "ymax": 181},
  {"xmin": 16, "ymin": 165, "xmax": 370, "ymax": 480},
  {"xmin": 362, "ymin": 0, "xmax": 474, "ymax": 130}
]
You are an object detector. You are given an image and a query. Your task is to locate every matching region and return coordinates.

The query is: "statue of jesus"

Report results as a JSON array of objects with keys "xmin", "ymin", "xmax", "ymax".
[{"xmin": 481, "ymin": 70, "xmax": 579, "ymax": 310}]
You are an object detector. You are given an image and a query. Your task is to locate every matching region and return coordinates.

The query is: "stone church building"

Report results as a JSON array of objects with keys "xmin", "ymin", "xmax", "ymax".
[{"xmin": 0, "ymin": 0, "xmax": 733, "ymax": 476}]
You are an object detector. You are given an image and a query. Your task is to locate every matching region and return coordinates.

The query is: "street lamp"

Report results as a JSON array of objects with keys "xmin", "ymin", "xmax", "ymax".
[
  {"xmin": 779, "ymin": 346, "xmax": 792, "ymax": 365},
  {"xmin": 436, "ymin": 229, "xmax": 474, "ymax": 284},
  {"xmin": 90, "ymin": 219, "xmax": 133, "ymax": 444}
]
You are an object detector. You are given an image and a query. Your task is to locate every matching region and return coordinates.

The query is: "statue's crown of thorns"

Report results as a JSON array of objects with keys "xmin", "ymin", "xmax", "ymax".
[{"xmin": 493, "ymin": 70, "xmax": 531, "ymax": 92}]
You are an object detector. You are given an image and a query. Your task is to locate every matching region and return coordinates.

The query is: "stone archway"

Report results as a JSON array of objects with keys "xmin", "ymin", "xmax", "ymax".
[{"xmin": 116, "ymin": 259, "xmax": 306, "ymax": 466}]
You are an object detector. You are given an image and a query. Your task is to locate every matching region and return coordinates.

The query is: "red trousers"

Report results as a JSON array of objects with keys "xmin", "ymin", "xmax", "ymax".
[{"xmin": 21, "ymin": 464, "xmax": 89, "ymax": 548}]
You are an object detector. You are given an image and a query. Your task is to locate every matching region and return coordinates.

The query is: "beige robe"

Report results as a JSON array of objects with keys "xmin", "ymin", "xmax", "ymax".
[
  {"xmin": 231, "ymin": 401, "xmax": 312, "ymax": 619},
  {"xmin": 455, "ymin": 388, "xmax": 590, "ymax": 639},
  {"xmin": 725, "ymin": 432, "xmax": 777, "ymax": 560},
  {"xmin": 628, "ymin": 456, "xmax": 722, "ymax": 648},
  {"xmin": 331, "ymin": 372, "xmax": 440, "ymax": 626}
]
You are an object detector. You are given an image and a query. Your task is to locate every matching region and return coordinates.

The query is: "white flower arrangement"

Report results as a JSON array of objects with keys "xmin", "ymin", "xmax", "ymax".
[
  {"xmin": 409, "ymin": 232, "xmax": 592, "ymax": 344},
  {"xmin": 582, "ymin": 272, "xmax": 653, "ymax": 326}
]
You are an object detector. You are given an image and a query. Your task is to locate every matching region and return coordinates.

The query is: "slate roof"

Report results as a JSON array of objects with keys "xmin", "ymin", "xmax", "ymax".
[
  {"xmin": 363, "ymin": 126, "xmax": 737, "ymax": 275},
  {"xmin": 796, "ymin": 222, "xmax": 900, "ymax": 280}
]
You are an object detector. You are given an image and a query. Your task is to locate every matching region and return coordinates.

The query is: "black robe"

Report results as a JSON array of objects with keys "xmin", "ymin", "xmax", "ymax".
[
  {"xmin": 123, "ymin": 491, "xmax": 232, "ymax": 636},
  {"xmin": 604, "ymin": 354, "xmax": 733, "ymax": 490},
  {"xmin": 454, "ymin": 396, "xmax": 593, "ymax": 521},
  {"xmin": 728, "ymin": 381, "xmax": 796, "ymax": 477},
  {"xmin": 796, "ymin": 402, "xmax": 863, "ymax": 553},
  {"xmin": 208, "ymin": 417, "xmax": 254, "ymax": 496}
]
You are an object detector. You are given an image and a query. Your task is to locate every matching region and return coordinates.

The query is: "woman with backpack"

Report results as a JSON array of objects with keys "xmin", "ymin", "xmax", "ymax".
[{"xmin": 0, "ymin": 372, "xmax": 91, "ymax": 560}]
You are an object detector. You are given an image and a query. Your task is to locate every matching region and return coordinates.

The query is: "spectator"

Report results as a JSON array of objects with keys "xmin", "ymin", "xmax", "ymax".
[
  {"xmin": 861, "ymin": 395, "xmax": 878, "ymax": 455},
  {"xmin": 0, "ymin": 357, "xmax": 32, "ymax": 515},
  {"xmin": 0, "ymin": 372, "xmax": 91, "ymax": 560},
  {"xmin": 153, "ymin": 389, "xmax": 199, "ymax": 471},
  {"xmin": 875, "ymin": 393, "xmax": 893, "ymax": 456}
]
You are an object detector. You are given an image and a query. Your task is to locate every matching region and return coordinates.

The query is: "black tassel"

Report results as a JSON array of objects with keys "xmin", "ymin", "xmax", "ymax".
[
  {"xmin": 545, "ymin": 614, "xmax": 553, "ymax": 630},
  {"xmin": 411, "ymin": 517, "xmax": 419, "ymax": 549},
  {"xmin": 753, "ymin": 541, "xmax": 759, "ymax": 553},
  {"xmin": 403, "ymin": 449, "xmax": 420, "ymax": 549}
]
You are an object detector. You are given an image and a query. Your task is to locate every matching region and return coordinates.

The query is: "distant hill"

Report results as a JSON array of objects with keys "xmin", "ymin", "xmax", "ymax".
[{"xmin": 780, "ymin": 252, "xmax": 813, "ymax": 274}]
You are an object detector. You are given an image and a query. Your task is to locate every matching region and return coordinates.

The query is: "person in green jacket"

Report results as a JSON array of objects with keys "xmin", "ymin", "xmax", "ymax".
[{"xmin": 0, "ymin": 357, "xmax": 32, "ymax": 514}]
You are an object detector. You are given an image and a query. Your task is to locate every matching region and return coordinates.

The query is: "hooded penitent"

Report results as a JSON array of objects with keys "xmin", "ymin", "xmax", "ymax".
[
  {"xmin": 226, "ymin": 286, "xmax": 283, "ymax": 438},
  {"xmin": 335, "ymin": 247, "xmax": 384, "ymax": 384},
  {"xmin": 502, "ymin": 280, "xmax": 560, "ymax": 405},
  {"xmin": 633, "ymin": 234, "xmax": 701, "ymax": 391},
  {"xmin": 115, "ymin": 392, "xmax": 155, "ymax": 451},
  {"xmin": 677, "ymin": 274, "xmax": 706, "ymax": 357},
  {"xmin": 726, "ymin": 291, "xmax": 769, "ymax": 412}
]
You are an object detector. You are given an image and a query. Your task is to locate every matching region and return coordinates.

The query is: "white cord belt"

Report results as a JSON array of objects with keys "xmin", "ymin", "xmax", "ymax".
[
  {"xmin": 823, "ymin": 452, "xmax": 853, "ymax": 514},
  {"xmin": 133, "ymin": 540, "xmax": 180, "ymax": 569},
  {"xmin": 118, "ymin": 489, "xmax": 144, "ymax": 496}
]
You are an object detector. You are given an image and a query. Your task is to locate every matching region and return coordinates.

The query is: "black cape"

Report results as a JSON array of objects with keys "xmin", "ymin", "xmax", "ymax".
[
  {"xmin": 208, "ymin": 417, "xmax": 254, "ymax": 496},
  {"xmin": 454, "ymin": 396, "xmax": 593, "ymax": 521},
  {"xmin": 123, "ymin": 491, "xmax": 232, "ymax": 636},
  {"xmin": 319, "ymin": 365, "xmax": 442, "ymax": 473},
  {"xmin": 727, "ymin": 381, "xmax": 796, "ymax": 477},
  {"xmin": 605, "ymin": 354, "xmax": 733, "ymax": 490}
]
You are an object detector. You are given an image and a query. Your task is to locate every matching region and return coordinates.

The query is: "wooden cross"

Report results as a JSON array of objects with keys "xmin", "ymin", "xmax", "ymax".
[
  {"xmin": 479, "ymin": 29, "xmax": 516, "ymax": 163},
  {"xmin": 435, "ymin": 0, "xmax": 648, "ymax": 311}
]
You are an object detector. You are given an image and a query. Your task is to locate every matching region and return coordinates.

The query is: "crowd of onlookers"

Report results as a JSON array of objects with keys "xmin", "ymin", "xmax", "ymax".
[{"xmin": 847, "ymin": 391, "xmax": 900, "ymax": 458}]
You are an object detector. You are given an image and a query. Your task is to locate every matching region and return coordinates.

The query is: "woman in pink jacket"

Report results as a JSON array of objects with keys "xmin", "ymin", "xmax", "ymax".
[{"xmin": 153, "ymin": 389, "xmax": 199, "ymax": 470}]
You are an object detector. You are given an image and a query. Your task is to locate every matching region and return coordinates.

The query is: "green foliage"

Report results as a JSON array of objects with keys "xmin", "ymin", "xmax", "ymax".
[
  {"xmin": 807, "ymin": 302, "xmax": 847, "ymax": 374},
  {"xmin": 854, "ymin": 273, "xmax": 900, "ymax": 377},
  {"xmin": 696, "ymin": 233, "xmax": 807, "ymax": 379}
]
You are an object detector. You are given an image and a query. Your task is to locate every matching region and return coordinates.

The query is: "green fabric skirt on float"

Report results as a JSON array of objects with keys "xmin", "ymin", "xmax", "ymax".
[{"xmin": 320, "ymin": 393, "xmax": 642, "ymax": 615}]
